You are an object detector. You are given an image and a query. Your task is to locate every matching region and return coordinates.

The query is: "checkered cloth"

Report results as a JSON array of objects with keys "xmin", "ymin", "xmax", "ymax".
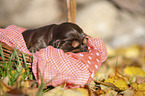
[{"xmin": 0, "ymin": 25, "xmax": 107, "ymax": 86}]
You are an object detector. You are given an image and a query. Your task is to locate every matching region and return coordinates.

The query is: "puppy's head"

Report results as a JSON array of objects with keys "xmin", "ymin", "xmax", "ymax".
[{"xmin": 50, "ymin": 22, "xmax": 88, "ymax": 53}]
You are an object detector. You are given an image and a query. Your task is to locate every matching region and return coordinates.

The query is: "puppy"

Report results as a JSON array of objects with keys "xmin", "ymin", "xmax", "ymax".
[{"xmin": 22, "ymin": 22, "xmax": 88, "ymax": 53}]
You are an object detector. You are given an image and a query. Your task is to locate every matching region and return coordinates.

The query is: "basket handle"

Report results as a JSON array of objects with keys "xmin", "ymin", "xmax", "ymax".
[{"xmin": 67, "ymin": 0, "xmax": 76, "ymax": 23}]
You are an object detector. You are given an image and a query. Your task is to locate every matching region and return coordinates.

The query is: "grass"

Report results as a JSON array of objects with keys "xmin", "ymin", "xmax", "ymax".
[
  {"xmin": 0, "ymin": 46, "xmax": 32, "ymax": 85},
  {"xmin": 115, "ymin": 57, "xmax": 118, "ymax": 75},
  {"xmin": 0, "ymin": 45, "xmax": 47, "ymax": 95}
]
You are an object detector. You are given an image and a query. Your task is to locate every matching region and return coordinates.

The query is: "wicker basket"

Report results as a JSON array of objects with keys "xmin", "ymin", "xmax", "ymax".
[{"xmin": 0, "ymin": 41, "xmax": 32, "ymax": 65}]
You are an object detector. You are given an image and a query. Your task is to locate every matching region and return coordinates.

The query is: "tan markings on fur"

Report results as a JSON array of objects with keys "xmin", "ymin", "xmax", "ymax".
[
  {"xmin": 83, "ymin": 38, "xmax": 88, "ymax": 44},
  {"xmin": 72, "ymin": 40, "xmax": 79, "ymax": 48}
]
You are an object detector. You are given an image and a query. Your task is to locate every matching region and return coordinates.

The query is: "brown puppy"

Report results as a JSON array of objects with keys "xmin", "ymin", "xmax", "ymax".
[{"xmin": 22, "ymin": 22, "xmax": 88, "ymax": 53}]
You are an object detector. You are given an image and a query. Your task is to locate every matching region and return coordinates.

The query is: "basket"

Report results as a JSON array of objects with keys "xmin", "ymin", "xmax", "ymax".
[{"xmin": 0, "ymin": 41, "xmax": 32, "ymax": 65}]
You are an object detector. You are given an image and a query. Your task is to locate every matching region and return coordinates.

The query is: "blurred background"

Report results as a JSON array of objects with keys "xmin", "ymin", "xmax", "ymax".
[{"xmin": 0, "ymin": 0, "xmax": 145, "ymax": 49}]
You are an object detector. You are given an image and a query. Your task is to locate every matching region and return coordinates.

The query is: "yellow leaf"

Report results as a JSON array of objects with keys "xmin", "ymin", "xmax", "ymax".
[
  {"xmin": 94, "ymin": 89, "xmax": 105, "ymax": 95},
  {"xmin": 22, "ymin": 87, "xmax": 38, "ymax": 96},
  {"xmin": 116, "ymin": 45, "xmax": 141, "ymax": 58},
  {"xmin": 131, "ymin": 83, "xmax": 138, "ymax": 90},
  {"xmin": 131, "ymin": 83, "xmax": 145, "ymax": 91},
  {"xmin": 0, "ymin": 80, "xmax": 12, "ymax": 93},
  {"xmin": 138, "ymin": 83, "xmax": 145, "ymax": 91},
  {"xmin": 22, "ymin": 68, "xmax": 25, "ymax": 73},
  {"xmin": 120, "ymin": 89, "xmax": 134, "ymax": 96},
  {"xmin": 11, "ymin": 68, "xmax": 25, "ymax": 75},
  {"xmin": 104, "ymin": 76, "xmax": 128, "ymax": 90},
  {"xmin": 64, "ymin": 88, "xmax": 88, "ymax": 96},
  {"xmin": 105, "ymin": 89, "xmax": 117, "ymax": 96},
  {"xmin": 124, "ymin": 46, "xmax": 140, "ymax": 58},
  {"xmin": 43, "ymin": 86, "xmax": 88, "ymax": 96},
  {"xmin": 21, "ymin": 80, "xmax": 31, "ymax": 88},
  {"xmin": 107, "ymin": 46, "xmax": 116, "ymax": 57},
  {"xmin": 133, "ymin": 90, "xmax": 145, "ymax": 96},
  {"xmin": 124, "ymin": 66, "xmax": 145, "ymax": 77}
]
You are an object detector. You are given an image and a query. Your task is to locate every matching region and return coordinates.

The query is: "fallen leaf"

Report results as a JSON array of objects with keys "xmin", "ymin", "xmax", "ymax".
[
  {"xmin": 103, "ymin": 82, "xmax": 120, "ymax": 91},
  {"xmin": 120, "ymin": 89, "xmax": 134, "ymax": 96},
  {"xmin": 116, "ymin": 46, "xmax": 140, "ymax": 58},
  {"xmin": 93, "ymin": 88, "xmax": 105, "ymax": 95},
  {"xmin": 0, "ymin": 80, "xmax": 11, "ymax": 93},
  {"xmin": 21, "ymin": 80, "xmax": 36, "ymax": 88},
  {"xmin": 0, "ymin": 75, "xmax": 39, "ymax": 96},
  {"xmin": 7, "ymin": 88, "xmax": 23, "ymax": 96},
  {"xmin": 107, "ymin": 46, "xmax": 116, "ymax": 57},
  {"xmin": 95, "ymin": 64, "xmax": 110, "ymax": 81},
  {"xmin": 105, "ymin": 89, "xmax": 118, "ymax": 96},
  {"xmin": 131, "ymin": 83, "xmax": 139, "ymax": 90},
  {"xmin": 94, "ymin": 80, "xmax": 120, "ymax": 91},
  {"xmin": 136, "ymin": 76, "xmax": 145, "ymax": 84},
  {"xmin": 115, "ymin": 71, "xmax": 130, "ymax": 84},
  {"xmin": 22, "ymin": 87, "xmax": 39, "ymax": 96},
  {"xmin": 104, "ymin": 76, "xmax": 129, "ymax": 90},
  {"xmin": 131, "ymin": 82, "xmax": 145, "ymax": 91},
  {"xmin": 43, "ymin": 85, "xmax": 89, "ymax": 96},
  {"xmin": 138, "ymin": 83, "xmax": 145, "ymax": 91},
  {"xmin": 2, "ymin": 76, "xmax": 9, "ymax": 85},
  {"xmin": 133, "ymin": 90, "xmax": 145, "ymax": 96},
  {"xmin": 124, "ymin": 46, "xmax": 140, "ymax": 58},
  {"xmin": 124, "ymin": 66, "xmax": 145, "ymax": 77}
]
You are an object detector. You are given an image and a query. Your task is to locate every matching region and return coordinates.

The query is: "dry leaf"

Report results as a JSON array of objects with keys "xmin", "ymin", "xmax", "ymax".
[
  {"xmin": 22, "ymin": 87, "xmax": 39, "ymax": 96},
  {"xmin": 131, "ymin": 83, "xmax": 138, "ymax": 90},
  {"xmin": 2, "ymin": 76, "xmax": 9, "ymax": 85},
  {"xmin": 62, "ymin": 88, "xmax": 88, "ymax": 96},
  {"xmin": 107, "ymin": 46, "xmax": 116, "ymax": 57},
  {"xmin": 94, "ymin": 80, "xmax": 120, "ymax": 91},
  {"xmin": 104, "ymin": 76, "xmax": 129, "ymax": 90},
  {"xmin": 43, "ymin": 85, "xmax": 89, "ymax": 96},
  {"xmin": 7, "ymin": 88, "xmax": 23, "ymax": 96},
  {"xmin": 136, "ymin": 76, "xmax": 145, "ymax": 84},
  {"xmin": 0, "ymin": 75, "xmax": 39, "ymax": 96},
  {"xmin": 124, "ymin": 66, "xmax": 145, "ymax": 77},
  {"xmin": 21, "ymin": 80, "xmax": 36, "ymax": 88},
  {"xmin": 131, "ymin": 82, "xmax": 145, "ymax": 91},
  {"xmin": 120, "ymin": 89, "xmax": 134, "ymax": 96},
  {"xmin": 95, "ymin": 64, "xmax": 110, "ymax": 81},
  {"xmin": 116, "ymin": 46, "xmax": 140, "ymax": 58},
  {"xmin": 138, "ymin": 83, "xmax": 145, "ymax": 91},
  {"xmin": 105, "ymin": 89, "xmax": 118, "ymax": 96},
  {"xmin": 133, "ymin": 90, "xmax": 145, "ymax": 96},
  {"xmin": 115, "ymin": 71, "xmax": 130, "ymax": 84},
  {"xmin": 103, "ymin": 82, "xmax": 120, "ymax": 91},
  {"xmin": 0, "ymin": 80, "xmax": 12, "ymax": 93},
  {"xmin": 124, "ymin": 46, "xmax": 140, "ymax": 58},
  {"xmin": 93, "ymin": 89, "xmax": 105, "ymax": 96}
]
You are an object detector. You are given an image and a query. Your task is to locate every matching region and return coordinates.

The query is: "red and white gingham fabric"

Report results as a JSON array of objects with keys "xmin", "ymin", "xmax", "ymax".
[{"xmin": 0, "ymin": 25, "xmax": 107, "ymax": 86}]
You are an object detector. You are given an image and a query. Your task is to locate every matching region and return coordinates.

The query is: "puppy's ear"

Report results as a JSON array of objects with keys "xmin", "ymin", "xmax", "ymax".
[{"xmin": 43, "ymin": 24, "xmax": 56, "ymax": 45}]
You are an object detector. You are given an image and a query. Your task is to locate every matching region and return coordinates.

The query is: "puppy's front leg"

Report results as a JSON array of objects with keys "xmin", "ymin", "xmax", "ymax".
[{"xmin": 29, "ymin": 36, "xmax": 47, "ymax": 53}]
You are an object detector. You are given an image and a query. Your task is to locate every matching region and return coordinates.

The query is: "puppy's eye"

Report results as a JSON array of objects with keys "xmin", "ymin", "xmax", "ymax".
[
  {"xmin": 83, "ymin": 38, "xmax": 88, "ymax": 44},
  {"xmin": 72, "ymin": 40, "xmax": 80, "ymax": 48}
]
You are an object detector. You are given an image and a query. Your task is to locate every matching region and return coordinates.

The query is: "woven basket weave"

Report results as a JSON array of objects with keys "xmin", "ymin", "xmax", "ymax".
[{"xmin": 0, "ymin": 41, "xmax": 32, "ymax": 65}]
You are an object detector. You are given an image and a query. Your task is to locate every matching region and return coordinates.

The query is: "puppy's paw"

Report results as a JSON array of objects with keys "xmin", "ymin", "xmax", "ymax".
[{"xmin": 29, "ymin": 47, "xmax": 39, "ymax": 53}]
